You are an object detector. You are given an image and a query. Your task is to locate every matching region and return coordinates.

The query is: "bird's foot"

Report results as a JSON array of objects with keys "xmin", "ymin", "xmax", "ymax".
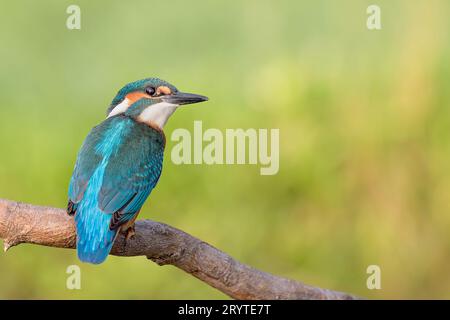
[
  {"xmin": 67, "ymin": 200, "xmax": 76, "ymax": 216},
  {"xmin": 124, "ymin": 224, "xmax": 136, "ymax": 241}
]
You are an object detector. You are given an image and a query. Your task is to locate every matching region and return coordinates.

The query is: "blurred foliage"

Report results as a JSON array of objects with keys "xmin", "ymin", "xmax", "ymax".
[{"xmin": 0, "ymin": 0, "xmax": 449, "ymax": 299}]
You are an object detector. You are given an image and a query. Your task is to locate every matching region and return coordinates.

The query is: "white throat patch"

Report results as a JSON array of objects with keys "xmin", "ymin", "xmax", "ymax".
[{"xmin": 137, "ymin": 102, "xmax": 178, "ymax": 129}]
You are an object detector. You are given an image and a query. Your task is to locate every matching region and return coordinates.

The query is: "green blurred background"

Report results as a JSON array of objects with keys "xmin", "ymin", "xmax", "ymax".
[{"xmin": 0, "ymin": 0, "xmax": 449, "ymax": 299}]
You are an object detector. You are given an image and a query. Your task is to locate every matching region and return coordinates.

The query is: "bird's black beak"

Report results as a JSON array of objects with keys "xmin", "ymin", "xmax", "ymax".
[{"xmin": 162, "ymin": 92, "xmax": 209, "ymax": 106}]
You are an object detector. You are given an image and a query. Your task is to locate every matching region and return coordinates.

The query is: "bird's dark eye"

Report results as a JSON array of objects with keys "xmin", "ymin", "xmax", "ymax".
[{"xmin": 145, "ymin": 86, "xmax": 156, "ymax": 96}]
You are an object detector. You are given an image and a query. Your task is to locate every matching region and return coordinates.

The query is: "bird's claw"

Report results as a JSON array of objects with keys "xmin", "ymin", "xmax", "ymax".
[{"xmin": 124, "ymin": 225, "xmax": 136, "ymax": 241}]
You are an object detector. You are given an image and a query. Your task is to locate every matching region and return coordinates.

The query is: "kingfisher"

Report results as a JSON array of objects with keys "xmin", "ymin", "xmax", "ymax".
[{"xmin": 67, "ymin": 77, "xmax": 208, "ymax": 264}]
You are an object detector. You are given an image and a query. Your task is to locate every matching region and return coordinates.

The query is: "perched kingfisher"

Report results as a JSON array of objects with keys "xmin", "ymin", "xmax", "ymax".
[{"xmin": 67, "ymin": 77, "xmax": 208, "ymax": 264}]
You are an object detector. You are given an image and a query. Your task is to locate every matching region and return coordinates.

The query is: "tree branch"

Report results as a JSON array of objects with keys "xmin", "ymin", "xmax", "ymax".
[{"xmin": 0, "ymin": 198, "xmax": 358, "ymax": 300}]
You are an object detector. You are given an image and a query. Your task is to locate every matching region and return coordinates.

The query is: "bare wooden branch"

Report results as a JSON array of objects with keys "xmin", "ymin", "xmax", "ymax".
[{"xmin": 0, "ymin": 198, "xmax": 358, "ymax": 300}]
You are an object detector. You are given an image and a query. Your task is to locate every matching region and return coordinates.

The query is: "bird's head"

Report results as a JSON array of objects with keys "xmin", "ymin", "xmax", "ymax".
[{"xmin": 107, "ymin": 78, "xmax": 208, "ymax": 129}]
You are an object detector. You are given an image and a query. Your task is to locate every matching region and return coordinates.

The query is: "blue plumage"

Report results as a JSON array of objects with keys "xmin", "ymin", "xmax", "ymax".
[
  {"xmin": 69, "ymin": 116, "xmax": 164, "ymax": 264},
  {"xmin": 68, "ymin": 77, "xmax": 207, "ymax": 264}
]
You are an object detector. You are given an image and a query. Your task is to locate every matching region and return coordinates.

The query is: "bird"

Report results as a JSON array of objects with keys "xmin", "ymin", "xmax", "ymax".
[{"xmin": 67, "ymin": 77, "xmax": 208, "ymax": 264}]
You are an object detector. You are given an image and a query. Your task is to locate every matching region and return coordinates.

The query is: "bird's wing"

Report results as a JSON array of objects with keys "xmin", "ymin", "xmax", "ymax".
[
  {"xmin": 68, "ymin": 124, "xmax": 105, "ymax": 213},
  {"xmin": 97, "ymin": 124, "xmax": 165, "ymax": 229}
]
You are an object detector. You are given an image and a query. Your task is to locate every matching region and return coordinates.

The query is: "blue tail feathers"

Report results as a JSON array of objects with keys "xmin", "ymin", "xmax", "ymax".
[{"xmin": 75, "ymin": 207, "xmax": 118, "ymax": 264}]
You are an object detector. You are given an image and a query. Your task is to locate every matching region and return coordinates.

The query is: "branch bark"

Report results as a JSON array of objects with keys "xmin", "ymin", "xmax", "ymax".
[{"xmin": 0, "ymin": 198, "xmax": 358, "ymax": 300}]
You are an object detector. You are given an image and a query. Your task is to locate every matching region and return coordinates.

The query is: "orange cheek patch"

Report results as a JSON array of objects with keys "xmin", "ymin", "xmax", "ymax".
[
  {"xmin": 126, "ymin": 91, "xmax": 151, "ymax": 104},
  {"xmin": 157, "ymin": 86, "xmax": 172, "ymax": 95}
]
